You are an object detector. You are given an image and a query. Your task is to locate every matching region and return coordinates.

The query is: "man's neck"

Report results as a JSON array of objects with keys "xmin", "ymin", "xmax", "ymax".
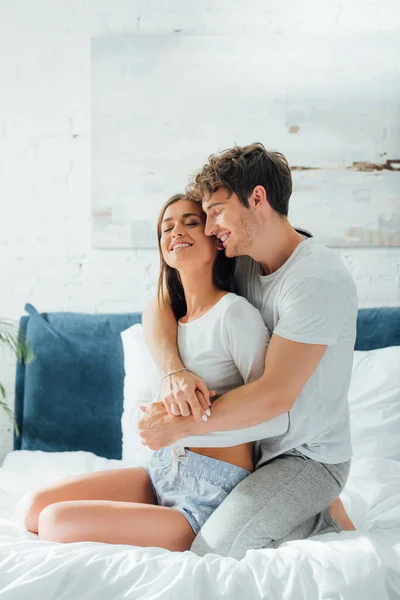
[{"xmin": 253, "ymin": 221, "xmax": 307, "ymax": 276}]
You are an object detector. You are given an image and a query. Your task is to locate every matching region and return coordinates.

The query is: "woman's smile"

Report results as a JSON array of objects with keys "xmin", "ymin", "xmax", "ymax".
[{"xmin": 170, "ymin": 241, "xmax": 194, "ymax": 252}]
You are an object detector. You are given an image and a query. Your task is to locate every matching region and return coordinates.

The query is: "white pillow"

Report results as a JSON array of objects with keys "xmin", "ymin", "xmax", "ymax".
[
  {"xmin": 120, "ymin": 324, "xmax": 158, "ymax": 466},
  {"xmin": 348, "ymin": 346, "xmax": 400, "ymax": 461}
]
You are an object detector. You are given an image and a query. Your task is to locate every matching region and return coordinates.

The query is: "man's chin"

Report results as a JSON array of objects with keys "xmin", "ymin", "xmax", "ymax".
[
  {"xmin": 222, "ymin": 240, "xmax": 234, "ymax": 258},
  {"xmin": 224, "ymin": 243, "xmax": 241, "ymax": 259}
]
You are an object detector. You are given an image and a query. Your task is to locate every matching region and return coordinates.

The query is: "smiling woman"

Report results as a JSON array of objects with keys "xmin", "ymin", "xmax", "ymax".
[{"xmin": 156, "ymin": 193, "xmax": 235, "ymax": 322}]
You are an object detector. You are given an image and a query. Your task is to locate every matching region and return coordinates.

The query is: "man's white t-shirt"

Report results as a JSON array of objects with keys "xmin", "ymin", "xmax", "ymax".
[{"xmin": 235, "ymin": 237, "xmax": 358, "ymax": 465}]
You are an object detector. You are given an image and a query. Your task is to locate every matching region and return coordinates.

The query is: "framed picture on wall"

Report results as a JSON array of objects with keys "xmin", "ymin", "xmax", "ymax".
[{"xmin": 91, "ymin": 34, "xmax": 400, "ymax": 249}]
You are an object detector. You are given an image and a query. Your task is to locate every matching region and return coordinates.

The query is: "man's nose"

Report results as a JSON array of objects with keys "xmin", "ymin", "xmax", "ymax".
[{"xmin": 204, "ymin": 218, "xmax": 216, "ymax": 237}]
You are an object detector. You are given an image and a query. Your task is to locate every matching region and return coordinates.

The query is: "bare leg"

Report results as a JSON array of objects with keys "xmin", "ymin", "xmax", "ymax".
[
  {"xmin": 38, "ymin": 500, "xmax": 195, "ymax": 551},
  {"xmin": 15, "ymin": 467, "xmax": 155, "ymax": 534},
  {"xmin": 328, "ymin": 497, "xmax": 356, "ymax": 531}
]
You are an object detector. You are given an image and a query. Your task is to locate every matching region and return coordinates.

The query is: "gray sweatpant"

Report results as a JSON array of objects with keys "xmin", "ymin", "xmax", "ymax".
[{"xmin": 190, "ymin": 449, "xmax": 351, "ymax": 560}]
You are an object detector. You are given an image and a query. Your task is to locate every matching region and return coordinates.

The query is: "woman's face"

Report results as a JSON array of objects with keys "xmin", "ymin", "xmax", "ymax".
[{"xmin": 160, "ymin": 199, "xmax": 218, "ymax": 271}]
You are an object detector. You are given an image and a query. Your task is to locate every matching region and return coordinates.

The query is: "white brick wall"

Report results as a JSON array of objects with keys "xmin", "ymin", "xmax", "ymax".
[{"xmin": 0, "ymin": 0, "xmax": 399, "ymax": 463}]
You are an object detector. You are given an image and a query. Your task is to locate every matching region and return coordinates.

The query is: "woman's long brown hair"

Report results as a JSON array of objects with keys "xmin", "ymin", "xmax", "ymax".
[{"xmin": 156, "ymin": 194, "xmax": 236, "ymax": 321}]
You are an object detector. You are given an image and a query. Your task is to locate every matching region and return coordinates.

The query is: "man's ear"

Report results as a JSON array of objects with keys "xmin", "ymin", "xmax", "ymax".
[{"xmin": 250, "ymin": 185, "xmax": 268, "ymax": 210}]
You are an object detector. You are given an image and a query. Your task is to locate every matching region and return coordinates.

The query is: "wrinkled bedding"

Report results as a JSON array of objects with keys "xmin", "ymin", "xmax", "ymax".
[{"xmin": 0, "ymin": 450, "xmax": 399, "ymax": 600}]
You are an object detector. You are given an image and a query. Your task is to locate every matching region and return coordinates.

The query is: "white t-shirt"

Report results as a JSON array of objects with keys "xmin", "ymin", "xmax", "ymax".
[
  {"xmin": 235, "ymin": 237, "xmax": 358, "ymax": 465},
  {"xmin": 175, "ymin": 292, "xmax": 289, "ymax": 448}
]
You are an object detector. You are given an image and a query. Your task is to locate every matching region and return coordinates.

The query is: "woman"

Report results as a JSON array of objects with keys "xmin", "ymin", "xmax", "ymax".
[{"xmin": 15, "ymin": 194, "xmax": 287, "ymax": 552}]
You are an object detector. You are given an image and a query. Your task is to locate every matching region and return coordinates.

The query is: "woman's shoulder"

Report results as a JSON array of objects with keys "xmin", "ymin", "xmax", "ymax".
[
  {"xmin": 221, "ymin": 293, "xmax": 270, "ymax": 348},
  {"xmin": 221, "ymin": 292, "xmax": 265, "ymax": 322}
]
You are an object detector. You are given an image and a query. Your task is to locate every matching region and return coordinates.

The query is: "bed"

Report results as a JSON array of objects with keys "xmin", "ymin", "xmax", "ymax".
[{"xmin": 0, "ymin": 304, "xmax": 399, "ymax": 599}]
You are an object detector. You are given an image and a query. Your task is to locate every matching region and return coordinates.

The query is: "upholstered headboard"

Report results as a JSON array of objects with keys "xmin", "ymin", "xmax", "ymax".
[{"xmin": 14, "ymin": 304, "xmax": 400, "ymax": 460}]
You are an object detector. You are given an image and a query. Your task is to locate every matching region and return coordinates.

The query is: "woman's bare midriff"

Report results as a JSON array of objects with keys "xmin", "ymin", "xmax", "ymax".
[{"xmin": 188, "ymin": 442, "xmax": 254, "ymax": 473}]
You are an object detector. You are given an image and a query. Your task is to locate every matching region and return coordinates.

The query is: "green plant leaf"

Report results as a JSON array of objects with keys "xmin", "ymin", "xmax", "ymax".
[
  {"xmin": 0, "ymin": 318, "xmax": 35, "ymax": 363},
  {"xmin": 0, "ymin": 317, "xmax": 30, "ymax": 437},
  {"xmin": 0, "ymin": 399, "xmax": 19, "ymax": 437}
]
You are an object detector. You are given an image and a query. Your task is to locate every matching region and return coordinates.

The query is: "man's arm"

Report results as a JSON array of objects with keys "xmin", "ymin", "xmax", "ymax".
[
  {"xmin": 138, "ymin": 334, "xmax": 327, "ymax": 449},
  {"xmin": 142, "ymin": 296, "xmax": 182, "ymax": 377},
  {"xmin": 188, "ymin": 334, "xmax": 327, "ymax": 433},
  {"xmin": 185, "ymin": 276, "xmax": 349, "ymax": 436},
  {"xmin": 142, "ymin": 296, "xmax": 212, "ymax": 421}
]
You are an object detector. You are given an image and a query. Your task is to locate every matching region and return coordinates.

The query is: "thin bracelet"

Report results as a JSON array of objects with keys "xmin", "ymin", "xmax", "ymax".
[{"xmin": 160, "ymin": 367, "xmax": 188, "ymax": 382}]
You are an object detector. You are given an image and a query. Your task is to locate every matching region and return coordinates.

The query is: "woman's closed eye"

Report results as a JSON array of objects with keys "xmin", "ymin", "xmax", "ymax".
[{"xmin": 163, "ymin": 221, "xmax": 200, "ymax": 234}]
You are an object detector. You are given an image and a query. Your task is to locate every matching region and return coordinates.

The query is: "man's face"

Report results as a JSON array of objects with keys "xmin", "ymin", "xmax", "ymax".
[{"xmin": 202, "ymin": 188, "xmax": 258, "ymax": 258}]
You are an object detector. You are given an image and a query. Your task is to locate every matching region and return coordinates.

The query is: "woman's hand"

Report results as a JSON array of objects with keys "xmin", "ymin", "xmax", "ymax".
[{"xmin": 159, "ymin": 370, "xmax": 216, "ymax": 422}]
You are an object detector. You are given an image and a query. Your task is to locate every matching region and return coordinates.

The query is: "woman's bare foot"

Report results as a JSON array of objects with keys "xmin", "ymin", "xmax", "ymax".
[{"xmin": 328, "ymin": 497, "xmax": 356, "ymax": 531}]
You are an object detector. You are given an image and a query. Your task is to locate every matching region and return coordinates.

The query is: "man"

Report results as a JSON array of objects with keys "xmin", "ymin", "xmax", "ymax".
[{"xmin": 139, "ymin": 142, "xmax": 357, "ymax": 559}]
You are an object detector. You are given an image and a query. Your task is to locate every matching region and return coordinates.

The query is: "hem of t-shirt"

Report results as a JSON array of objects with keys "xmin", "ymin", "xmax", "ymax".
[
  {"xmin": 273, "ymin": 327, "xmax": 336, "ymax": 346},
  {"xmin": 296, "ymin": 446, "xmax": 352, "ymax": 464}
]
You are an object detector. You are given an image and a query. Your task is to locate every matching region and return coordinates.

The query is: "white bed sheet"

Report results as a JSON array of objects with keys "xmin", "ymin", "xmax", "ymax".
[{"xmin": 0, "ymin": 450, "xmax": 400, "ymax": 600}]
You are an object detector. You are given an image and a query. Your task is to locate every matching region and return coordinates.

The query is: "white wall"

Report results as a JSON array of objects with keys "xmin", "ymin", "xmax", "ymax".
[{"xmin": 0, "ymin": 0, "xmax": 399, "ymax": 462}]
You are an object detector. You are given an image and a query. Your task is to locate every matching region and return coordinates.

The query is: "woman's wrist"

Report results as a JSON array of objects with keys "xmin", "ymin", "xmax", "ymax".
[{"xmin": 176, "ymin": 413, "xmax": 211, "ymax": 440}]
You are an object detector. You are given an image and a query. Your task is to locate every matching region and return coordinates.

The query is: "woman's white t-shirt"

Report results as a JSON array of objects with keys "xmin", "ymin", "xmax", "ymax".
[{"xmin": 175, "ymin": 292, "xmax": 289, "ymax": 448}]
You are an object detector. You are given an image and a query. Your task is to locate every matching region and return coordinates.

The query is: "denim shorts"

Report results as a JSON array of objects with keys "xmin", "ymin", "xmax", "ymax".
[{"xmin": 144, "ymin": 447, "xmax": 251, "ymax": 535}]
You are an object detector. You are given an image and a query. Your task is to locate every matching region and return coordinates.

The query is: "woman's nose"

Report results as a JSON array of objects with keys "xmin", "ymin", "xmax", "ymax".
[{"xmin": 172, "ymin": 226, "xmax": 184, "ymax": 237}]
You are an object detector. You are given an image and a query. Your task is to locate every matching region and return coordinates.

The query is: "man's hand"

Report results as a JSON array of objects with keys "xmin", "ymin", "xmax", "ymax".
[
  {"xmin": 160, "ymin": 369, "xmax": 216, "ymax": 422},
  {"xmin": 138, "ymin": 402, "xmax": 188, "ymax": 450}
]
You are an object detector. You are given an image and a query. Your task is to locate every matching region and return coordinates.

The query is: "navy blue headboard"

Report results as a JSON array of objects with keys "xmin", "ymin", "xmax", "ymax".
[
  {"xmin": 14, "ymin": 305, "xmax": 400, "ymax": 459},
  {"xmin": 354, "ymin": 306, "xmax": 400, "ymax": 351}
]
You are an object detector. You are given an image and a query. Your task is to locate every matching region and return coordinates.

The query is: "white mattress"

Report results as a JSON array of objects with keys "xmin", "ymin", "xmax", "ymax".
[{"xmin": 1, "ymin": 449, "xmax": 400, "ymax": 600}]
